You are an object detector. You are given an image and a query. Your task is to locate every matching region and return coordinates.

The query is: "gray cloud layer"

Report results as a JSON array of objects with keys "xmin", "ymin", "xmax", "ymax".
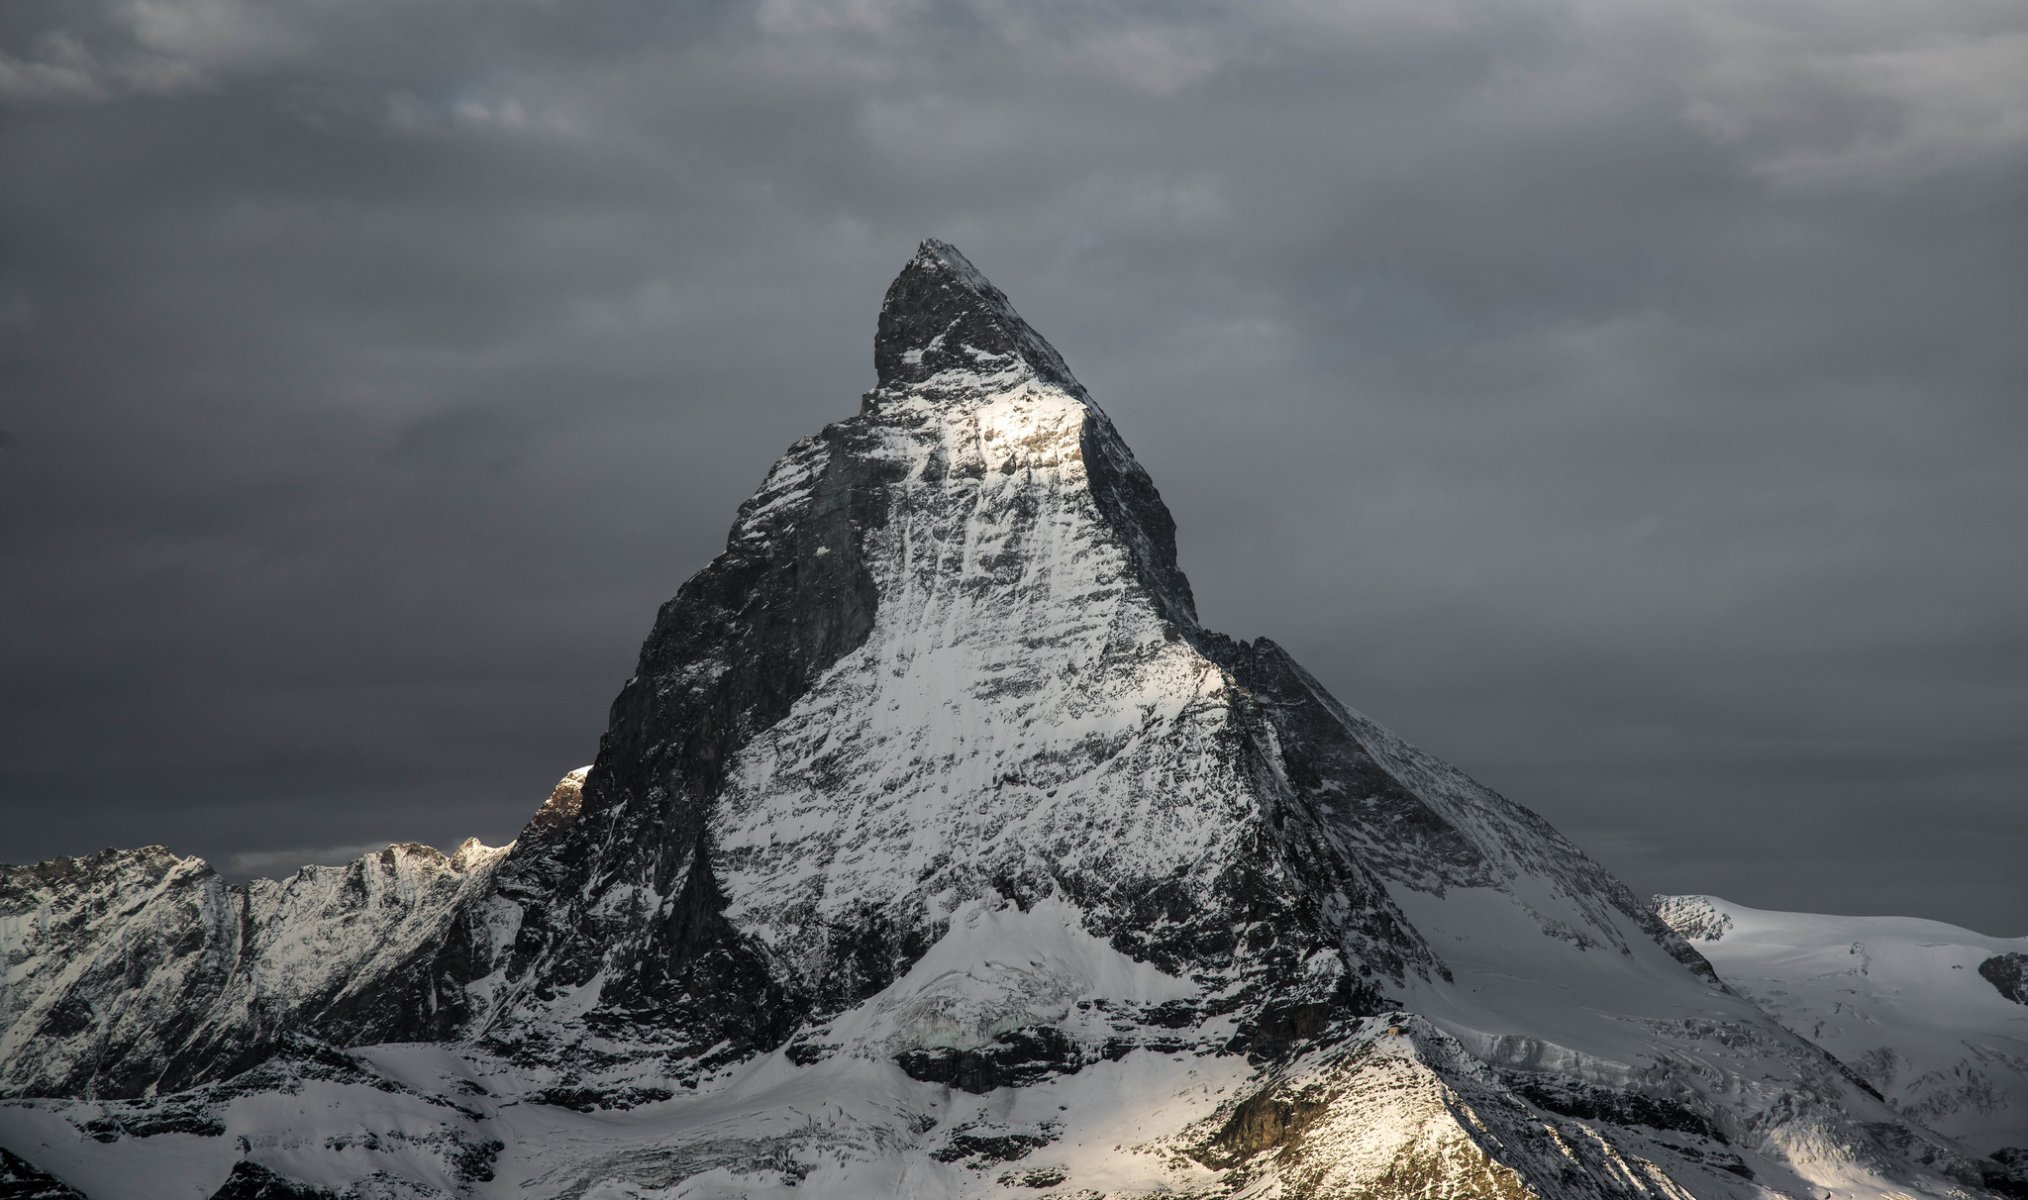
[{"xmin": 3, "ymin": 0, "xmax": 2024, "ymax": 932}]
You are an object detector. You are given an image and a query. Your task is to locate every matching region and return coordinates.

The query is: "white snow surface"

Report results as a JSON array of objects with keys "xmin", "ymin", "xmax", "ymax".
[{"xmin": 1656, "ymin": 894, "xmax": 2028, "ymax": 1154}]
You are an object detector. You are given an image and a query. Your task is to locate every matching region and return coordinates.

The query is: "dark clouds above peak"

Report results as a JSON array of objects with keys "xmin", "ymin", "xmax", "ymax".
[{"xmin": 3, "ymin": 0, "xmax": 2024, "ymax": 932}]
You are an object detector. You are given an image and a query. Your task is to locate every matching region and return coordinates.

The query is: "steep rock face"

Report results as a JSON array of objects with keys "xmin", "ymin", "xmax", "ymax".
[{"xmin": 0, "ymin": 838, "xmax": 508, "ymax": 1098}]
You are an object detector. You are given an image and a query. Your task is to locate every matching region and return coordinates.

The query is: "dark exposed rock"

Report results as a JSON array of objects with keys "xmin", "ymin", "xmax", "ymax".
[
  {"xmin": 896, "ymin": 1027, "xmax": 1080, "ymax": 1093},
  {"xmin": 874, "ymin": 239, "xmax": 1080, "ymax": 396},
  {"xmin": 453, "ymin": 1137, "xmax": 506, "ymax": 1184},
  {"xmin": 996, "ymin": 1165, "xmax": 1069, "ymax": 1188},
  {"xmin": 205, "ymin": 1161, "xmax": 338, "ymax": 1200},
  {"xmin": 1985, "ymin": 1148, "xmax": 2028, "ymax": 1199},
  {"xmin": 488, "ymin": 401, "xmax": 897, "ymax": 1055},
  {"xmin": 782, "ymin": 1041, "xmax": 833, "ymax": 1066},
  {"xmin": 1509, "ymin": 1075, "xmax": 1726, "ymax": 1142},
  {"xmin": 1979, "ymin": 954, "xmax": 2028, "ymax": 1005},
  {"xmin": 930, "ymin": 1123, "xmax": 1060, "ymax": 1165},
  {"xmin": 75, "ymin": 1105, "xmax": 227, "ymax": 1144},
  {"xmin": 527, "ymin": 1085, "xmax": 674, "ymax": 1112},
  {"xmin": 1228, "ymin": 999, "xmax": 1342, "ymax": 1061},
  {"xmin": 35, "ymin": 996, "xmax": 93, "ymax": 1041},
  {"xmin": 1140, "ymin": 1000, "xmax": 1198, "ymax": 1029}
]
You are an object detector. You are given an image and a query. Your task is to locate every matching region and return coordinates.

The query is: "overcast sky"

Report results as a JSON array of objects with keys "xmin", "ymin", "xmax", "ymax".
[{"xmin": 3, "ymin": 0, "xmax": 2024, "ymax": 933}]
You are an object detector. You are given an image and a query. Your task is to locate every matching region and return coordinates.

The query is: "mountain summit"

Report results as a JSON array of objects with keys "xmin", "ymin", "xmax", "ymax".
[
  {"xmin": 874, "ymin": 239, "xmax": 1082, "ymax": 393},
  {"xmin": 0, "ymin": 243, "xmax": 2010, "ymax": 1199}
]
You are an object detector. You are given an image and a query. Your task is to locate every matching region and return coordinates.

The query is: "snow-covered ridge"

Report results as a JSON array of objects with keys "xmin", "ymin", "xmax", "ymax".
[
  {"xmin": 1654, "ymin": 893, "xmax": 2028, "ymax": 1157},
  {"xmin": 0, "ymin": 829, "xmax": 512, "ymax": 1098}
]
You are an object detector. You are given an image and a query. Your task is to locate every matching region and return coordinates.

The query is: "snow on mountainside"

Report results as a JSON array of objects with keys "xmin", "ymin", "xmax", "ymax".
[
  {"xmin": 1655, "ymin": 895, "xmax": 2028, "ymax": 1158},
  {"xmin": 0, "ymin": 240, "xmax": 2012, "ymax": 1198},
  {"xmin": 0, "ymin": 839, "xmax": 510, "ymax": 1098}
]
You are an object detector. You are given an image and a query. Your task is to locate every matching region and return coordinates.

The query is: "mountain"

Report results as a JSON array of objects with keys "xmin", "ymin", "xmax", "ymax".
[
  {"xmin": 1655, "ymin": 895, "xmax": 2028, "ymax": 1162},
  {"xmin": 0, "ymin": 841, "xmax": 509, "ymax": 1100},
  {"xmin": 0, "ymin": 240, "xmax": 2007, "ymax": 1198}
]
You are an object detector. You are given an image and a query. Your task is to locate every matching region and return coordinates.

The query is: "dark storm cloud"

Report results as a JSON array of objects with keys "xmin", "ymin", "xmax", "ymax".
[{"xmin": 3, "ymin": 0, "xmax": 2024, "ymax": 931}]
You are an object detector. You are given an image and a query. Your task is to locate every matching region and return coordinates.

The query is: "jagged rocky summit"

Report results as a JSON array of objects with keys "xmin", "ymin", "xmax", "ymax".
[{"xmin": 0, "ymin": 240, "xmax": 2012, "ymax": 1199}]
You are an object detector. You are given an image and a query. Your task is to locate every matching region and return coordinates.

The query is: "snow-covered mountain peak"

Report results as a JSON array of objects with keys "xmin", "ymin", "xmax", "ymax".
[
  {"xmin": 873, "ymin": 238, "xmax": 1083, "ymax": 397},
  {"xmin": 3, "ymin": 243, "xmax": 2014, "ymax": 1198}
]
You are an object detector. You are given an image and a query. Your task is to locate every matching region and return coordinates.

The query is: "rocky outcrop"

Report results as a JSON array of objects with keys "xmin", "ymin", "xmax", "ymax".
[
  {"xmin": 1980, "ymin": 953, "xmax": 2028, "ymax": 1005},
  {"xmin": 205, "ymin": 1161, "xmax": 338, "ymax": 1200}
]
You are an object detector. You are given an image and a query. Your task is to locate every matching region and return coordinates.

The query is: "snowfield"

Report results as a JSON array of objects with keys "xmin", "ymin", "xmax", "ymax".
[{"xmin": 1656, "ymin": 894, "xmax": 2028, "ymax": 1156}]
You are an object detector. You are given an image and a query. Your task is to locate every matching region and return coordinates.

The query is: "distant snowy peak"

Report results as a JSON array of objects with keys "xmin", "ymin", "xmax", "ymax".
[
  {"xmin": 0, "ymin": 828, "xmax": 512, "ymax": 1098},
  {"xmin": 1653, "ymin": 893, "xmax": 2028, "ymax": 1157}
]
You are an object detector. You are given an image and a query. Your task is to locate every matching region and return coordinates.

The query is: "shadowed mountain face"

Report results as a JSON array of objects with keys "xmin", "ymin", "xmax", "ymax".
[{"xmin": 0, "ymin": 243, "xmax": 2005, "ymax": 1199}]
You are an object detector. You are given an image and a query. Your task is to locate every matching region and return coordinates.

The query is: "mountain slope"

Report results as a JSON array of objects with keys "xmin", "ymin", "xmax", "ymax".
[
  {"xmin": 0, "ymin": 839, "xmax": 508, "ymax": 1098},
  {"xmin": 1656, "ymin": 894, "xmax": 2028, "ymax": 1158},
  {"xmin": 0, "ymin": 240, "xmax": 2002, "ymax": 1199}
]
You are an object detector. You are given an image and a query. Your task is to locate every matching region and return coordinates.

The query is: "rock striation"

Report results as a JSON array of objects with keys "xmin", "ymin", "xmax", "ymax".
[{"xmin": 0, "ymin": 840, "xmax": 507, "ymax": 1098}]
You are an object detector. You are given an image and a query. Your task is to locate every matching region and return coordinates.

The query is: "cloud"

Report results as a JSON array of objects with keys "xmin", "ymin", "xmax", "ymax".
[
  {"xmin": 2, "ymin": 0, "xmax": 2023, "ymax": 930},
  {"xmin": 0, "ymin": 29, "xmax": 203, "ymax": 101}
]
